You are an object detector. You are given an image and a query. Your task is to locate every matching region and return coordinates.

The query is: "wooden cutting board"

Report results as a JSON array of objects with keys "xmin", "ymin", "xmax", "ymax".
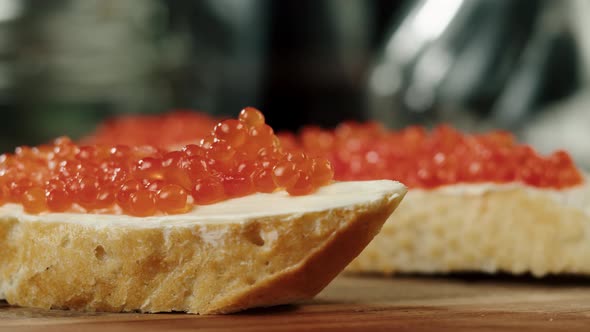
[{"xmin": 2, "ymin": 274, "xmax": 590, "ymax": 331}]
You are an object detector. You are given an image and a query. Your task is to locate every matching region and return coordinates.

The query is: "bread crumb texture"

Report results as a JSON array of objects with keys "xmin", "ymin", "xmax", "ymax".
[{"xmin": 348, "ymin": 188, "xmax": 590, "ymax": 277}]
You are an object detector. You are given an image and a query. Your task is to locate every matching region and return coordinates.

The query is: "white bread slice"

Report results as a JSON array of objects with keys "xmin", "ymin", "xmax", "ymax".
[
  {"xmin": 347, "ymin": 181, "xmax": 590, "ymax": 277},
  {"xmin": 0, "ymin": 180, "xmax": 405, "ymax": 314}
]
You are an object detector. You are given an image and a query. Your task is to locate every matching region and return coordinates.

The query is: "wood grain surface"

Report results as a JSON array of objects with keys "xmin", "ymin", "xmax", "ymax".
[{"xmin": 2, "ymin": 274, "xmax": 590, "ymax": 331}]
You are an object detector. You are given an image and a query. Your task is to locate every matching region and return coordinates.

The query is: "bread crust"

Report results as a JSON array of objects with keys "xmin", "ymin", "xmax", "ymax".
[
  {"xmin": 347, "ymin": 186, "xmax": 590, "ymax": 277},
  {"xmin": 0, "ymin": 185, "xmax": 404, "ymax": 314}
]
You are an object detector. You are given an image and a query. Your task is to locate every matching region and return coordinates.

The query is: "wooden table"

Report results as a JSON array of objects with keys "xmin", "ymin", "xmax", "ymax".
[{"xmin": 2, "ymin": 274, "xmax": 590, "ymax": 331}]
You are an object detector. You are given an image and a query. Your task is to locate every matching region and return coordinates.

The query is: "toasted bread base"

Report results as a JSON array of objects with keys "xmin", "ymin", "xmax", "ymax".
[
  {"xmin": 347, "ymin": 186, "xmax": 590, "ymax": 277},
  {"xmin": 0, "ymin": 181, "xmax": 405, "ymax": 314}
]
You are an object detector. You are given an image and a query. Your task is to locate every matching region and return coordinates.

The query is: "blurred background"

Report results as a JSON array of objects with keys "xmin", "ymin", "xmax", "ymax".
[{"xmin": 1, "ymin": 0, "xmax": 590, "ymax": 167}]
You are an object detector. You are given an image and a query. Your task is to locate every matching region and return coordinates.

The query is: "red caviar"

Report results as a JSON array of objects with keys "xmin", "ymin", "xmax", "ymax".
[
  {"xmin": 83, "ymin": 111, "xmax": 218, "ymax": 148},
  {"xmin": 288, "ymin": 123, "xmax": 582, "ymax": 189},
  {"xmin": 156, "ymin": 184, "xmax": 189, "ymax": 214},
  {"xmin": 0, "ymin": 107, "xmax": 334, "ymax": 216},
  {"xmin": 22, "ymin": 187, "xmax": 47, "ymax": 214}
]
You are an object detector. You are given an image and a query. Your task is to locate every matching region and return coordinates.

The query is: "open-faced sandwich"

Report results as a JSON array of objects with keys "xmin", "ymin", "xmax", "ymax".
[
  {"xmin": 0, "ymin": 108, "xmax": 406, "ymax": 314},
  {"xmin": 290, "ymin": 123, "xmax": 588, "ymax": 277}
]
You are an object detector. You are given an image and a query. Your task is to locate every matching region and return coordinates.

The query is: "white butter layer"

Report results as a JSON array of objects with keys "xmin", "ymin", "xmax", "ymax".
[
  {"xmin": 0, "ymin": 180, "xmax": 406, "ymax": 228},
  {"xmin": 415, "ymin": 179, "xmax": 590, "ymax": 215}
]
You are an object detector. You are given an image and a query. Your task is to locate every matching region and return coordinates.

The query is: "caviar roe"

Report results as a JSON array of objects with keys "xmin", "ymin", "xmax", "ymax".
[
  {"xmin": 287, "ymin": 123, "xmax": 582, "ymax": 189},
  {"xmin": 82, "ymin": 110, "xmax": 218, "ymax": 148},
  {"xmin": 0, "ymin": 107, "xmax": 334, "ymax": 216}
]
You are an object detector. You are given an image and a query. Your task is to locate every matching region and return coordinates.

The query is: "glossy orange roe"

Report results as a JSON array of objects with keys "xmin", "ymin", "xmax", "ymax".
[
  {"xmin": 287, "ymin": 123, "xmax": 582, "ymax": 189},
  {"xmin": 82, "ymin": 110, "xmax": 218, "ymax": 149},
  {"xmin": 0, "ymin": 108, "xmax": 334, "ymax": 216}
]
